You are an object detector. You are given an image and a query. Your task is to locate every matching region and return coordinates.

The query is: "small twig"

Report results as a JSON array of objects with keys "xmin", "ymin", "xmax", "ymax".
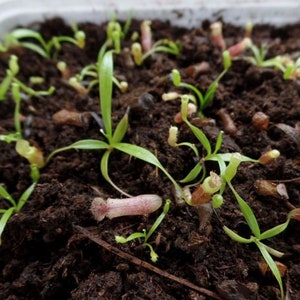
[{"xmin": 74, "ymin": 224, "xmax": 224, "ymax": 300}]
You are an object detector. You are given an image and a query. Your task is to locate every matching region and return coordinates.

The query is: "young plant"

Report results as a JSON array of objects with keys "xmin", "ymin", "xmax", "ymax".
[
  {"xmin": 115, "ymin": 199, "xmax": 171, "ymax": 262},
  {"xmin": 1, "ymin": 25, "xmax": 85, "ymax": 58},
  {"xmin": 0, "ymin": 55, "xmax": 55, "ymax": 101},
  {"xmin": 131, "ymin": 20, "xmax": 180, "ymax": 66},
  {"xmin": 166, "ymin": 50, "xmax": 231, "ymax": 118},
  {"xmin": 244, "ymin": 43, "xmax": 285, "ymax": 70},
  {"xmin": 0, "ymin": 164, "xmax": 40, "ymax": 245},
  {"xmin": 168, "ymin": 97, "xmax": 280, "ymax": 209},
  {"xmin": 47, "ymin": 50, "xmax": 183, "ymax": 198},
  {"xmin": 221, "ymin": 153, "xmax": 299, "ymax": 300}
]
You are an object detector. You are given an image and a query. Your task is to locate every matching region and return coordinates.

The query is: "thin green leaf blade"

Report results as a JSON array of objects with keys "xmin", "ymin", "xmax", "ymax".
[
  {"xmin": 255, "ymin": 240, "xmax": 284, "ymax": 300},
  {"xmin": 180, "ymin": 163, "xmax": 203, "ymax": 183},
  {"xmin": 112, "ymin": 110, "xmax": 128, "ymax": 144},
  {"xmin": 16, "ymin": 182, "xmax": 37, "ymax": 212},
  {"xmin": 259, "ymin": 219, "xmax": 290, "ymax": 240},
  {"xmin": 0, "ymin": 185, "xmax": 16, "ymax": 207},
  {"xmin": 99, "ymin": 50, "xmax": 113, "ymax": 139},
  {"xmin": 100, "ymin": 151, "xmax": 131, "ymax": 197},
  {"xmin": 46, "ymin": 139, "xmax": 108, "ymax": 163},
  {"xmin": 0, "ymin": 207, "xmax": 15, "ymax": 245}
]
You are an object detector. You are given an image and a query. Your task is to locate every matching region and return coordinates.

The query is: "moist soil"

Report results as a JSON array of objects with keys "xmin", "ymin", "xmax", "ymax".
[{"xmin": 1, "ymin": 17, "xmax": 300, "ymax": 300}]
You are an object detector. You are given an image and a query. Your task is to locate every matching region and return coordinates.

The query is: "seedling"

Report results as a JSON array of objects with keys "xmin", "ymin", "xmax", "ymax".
[
  {"xmin": 115, "ymin": 199, "xmax": 171, "ymax": 262},
  {"xmin": 0, "ymin": 25, "xmax": 85, "ymax": 58},
  {"xmin": 131, "ymin": 20, "xmax": 180, "ymax": 66},
  {"xmin": 47, "ymin": 50, "xmax": 183, "ymax": 198},
  {"xmin": 244, "ymin": 43, "xmax": 284, "ymax": 70},
  {"xmin": 0, "ymin": 164, "xmax": 40, "ymax": 245},
  {"xmin": 167, "ymin": 50, "xmax": 231, "ymax": 118},
  {"xmin": 0, "ymin": 55, "xmax": 55, "ymax": 101},
  {"xmin": 221, "ymin": 153, "xmax": 300, "ymax": 300}
]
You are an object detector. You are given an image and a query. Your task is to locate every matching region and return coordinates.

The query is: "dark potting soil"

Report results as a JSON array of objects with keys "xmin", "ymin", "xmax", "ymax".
[{"xmin": 1, "ymin": 17, "xmax": 300, "ymax": 300}]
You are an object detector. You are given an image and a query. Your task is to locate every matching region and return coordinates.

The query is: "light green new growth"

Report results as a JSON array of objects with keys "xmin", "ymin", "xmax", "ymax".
[
  {"xmin": 0, "ymin": 55, "xmax": 55, "ymax": 101},
  {"xmin": 47, "ymin": 50, "xmax": 184, "ymax": 199},
  {"xmin": 0, "ymin": 25, "xmax": 85, "ymax": 58},
  {"xmin": 0, "ymin": 165, "xmax": 39, "ymax": 245},
  {"xmin": 222, "ymin": 153, "xmax": 295, "ymax": 300},
  {"xmin": 115, "ymin": 199, "xmax": 171, "ymax": 262},
  {"xmin": 170, "ymin": 50, "xmax": 231, "ymax": 118}
]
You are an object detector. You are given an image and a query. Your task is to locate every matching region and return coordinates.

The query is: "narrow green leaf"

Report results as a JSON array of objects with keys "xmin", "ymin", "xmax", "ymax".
[
  {"xmin": 0, "ymin": 185, "xmax": 16, "ymax": 207},
  {"xmin": 99, "ymin": 50, "xmax": 113, "ymax": 139},
  {"xmin": 114, "ymin": 142, "xmax": 187, "ymax": 202},
  {"xmin": 115, "ymin": 232, "xmax": 145, "ymax": 243},
  {"xmin": 46, "ymin": 139, "xmax": 108, "ymax": 164},
  {"xmin": 145, "ymin": 199, "xmax": 171, "ymax": 242},
  {"xmin": 255, "ymin": 240, "xmax": 284, "ymax": 300},
  {"xmin": 229, "ymin": 182, "xmax": 261, "ymax": 238},
  {"xmin": 179, "ymin": 163, "xmax": 203, "ymax": 183},
  {"xmin": 100, "ymin": 151, "xmax": 131, "ymax": 197},
  {"xmin": 0, "ymin": 72, "xmax": 13, "ymax": 100},
  {"xmin": 259, "ymin": 219, "xmax": 290, "ymax": 240},
  {"xmin": 0, "ymin": 207, "xmax": 15, "ymax": 245},
  {"xmin": 213, "ymin": 130, "xmax": 223, "ymax": 154},
  {"xmin": 16, "ymin": 182, "xmax": 37, "ymax": 212},
  {"xmin": 19, "ymin": 42, "xmax": 48, "ymax": 57},
  {"xmin": 223, "ymin": 225, "xmax": 253, "ymax": 244},
  {"xmin": 112, "ymin": 110, "xmax": 129, "ymax": 144}
]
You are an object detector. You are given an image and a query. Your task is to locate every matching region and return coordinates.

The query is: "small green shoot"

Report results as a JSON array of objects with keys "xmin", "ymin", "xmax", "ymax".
[
  {"xmin": 131, "ymin": 20, "xmax": 180, "ymax": 66},
  {"xmin": 115, "ymin": 199, "xmax": 171, "ymax": 262},
  {"xmin": 169, "ymin": 50, "xmax": 231, "ymax": 118},
  {"xmin": 0, "ymin": 165, "xmax": 39, "ymax": 245},
  {"xmin": 47, "ymin": 51, "xmax": 184, "ymax": 199},
  {"xmin": 1, "ymin": 26, "xmax": 85, "ymax": 58},
  {"xmin": 0, "ymin": 55, "xmax": 55, "ymax": 101},
  {"xmin": 222, "ymin": 153, "xmax": 298, "ymax": 300}
]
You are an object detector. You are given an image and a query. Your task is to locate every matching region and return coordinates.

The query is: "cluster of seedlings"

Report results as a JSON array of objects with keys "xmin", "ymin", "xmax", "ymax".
[{"xmin": 1, "ymin": 16, "xmax": 300, "ymax": 299}]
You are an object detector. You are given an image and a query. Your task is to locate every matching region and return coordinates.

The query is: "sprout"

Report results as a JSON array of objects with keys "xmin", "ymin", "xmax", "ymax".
[
  {"xmin": 91, "ymin": 194, "xmax": 162, "ymax": 221},
  {"xmin": 15, "ymin": 139, "xmax": 45, "ymax": 168}
]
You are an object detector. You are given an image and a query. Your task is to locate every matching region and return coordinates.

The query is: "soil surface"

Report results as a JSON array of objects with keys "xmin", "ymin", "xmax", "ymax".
[{"xmin": 1, "ymin": 17, "xmax": 300, "ymax": 300}]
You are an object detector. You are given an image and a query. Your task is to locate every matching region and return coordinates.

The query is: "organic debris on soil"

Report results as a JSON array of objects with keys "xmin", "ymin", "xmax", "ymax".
[{"xmin": 1, "ymin": 17, "xmax": 300, "ymax": 300}]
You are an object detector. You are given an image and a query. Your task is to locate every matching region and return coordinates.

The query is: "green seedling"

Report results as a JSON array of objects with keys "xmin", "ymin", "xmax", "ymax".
[
  {"xmin": 71, "ymin": 63, "xmax": 128, "ymax": 95},
  {"xmin": 115, "ymin": 199, "xmax": 171, "ymax": 262},
  {"xmin": 221, "ymin": 153, "xmax": 300, "ymax": 300},
  {"xmin": 131, "ymin": 39, "xmax": 180, "ymax": 66},
  {"xmin": 131, "ymin": 20, "xmax": 180, "ymax": 66},
  {"xmin": 168, "ymin": 51, "xmax": 231, "ymax": 118},
  {"xmin": 168, "ymin": 96, "xmax": 280, "ymax": 207},
  {"xmin": 282, "ymin": 56, "xmax": 300, "ymax": 80},
  {"xmin": 97, "ymin": 15, "xmax": 132, "ymax": 64},
  {"xmin": 0, "ymin": 165, "xmax": 39, "ymax": 245},
  {"xmin": 1, "ymin": 25, "xmax": 85, "ymax": 58},
  {"xmin": 47, "ymin": 51, "xmax": 183, "ymax": 198},
  {"xmin": 244, "ymin": 44, "xmax": 284, "ymax": 70},
  {"xmin": 0, "ymin": 55, "xmax": 55, "ymax": 101}
]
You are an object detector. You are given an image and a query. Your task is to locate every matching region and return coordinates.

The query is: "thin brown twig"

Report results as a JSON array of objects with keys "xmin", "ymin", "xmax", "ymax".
[{"xmin": 74, "ymin": 224, "xmax": 224, "ymax": 300}]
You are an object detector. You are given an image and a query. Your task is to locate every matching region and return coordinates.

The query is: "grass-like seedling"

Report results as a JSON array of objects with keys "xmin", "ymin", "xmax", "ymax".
[
  {"xmin": 0, "ymin": 24, "xmax": 85, "ymax": 58},
  {"xmin": 47, "ymin": 50, "xmax": 183, "ymax": 198},
  {"xmin": 131, "ymin": 20, "xmax": 180, "ymax": 66},
  {"xmin": 166, "ymin": 50, "xmax": 231, "ymax": 118},
  {"xmin": 115, "ymin": 199, "xmax": 171, "ymax": 262},
  {"xmin": 0, "ymin": 164, "xmax": 40, "ymax": 245},
  {"xmin": 0, "ymin": 55, "xmax": 55, "ymax": 101},
  {"xmin": 221, "ymin": 153, "xmax": 299, "ymax": 300}
]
